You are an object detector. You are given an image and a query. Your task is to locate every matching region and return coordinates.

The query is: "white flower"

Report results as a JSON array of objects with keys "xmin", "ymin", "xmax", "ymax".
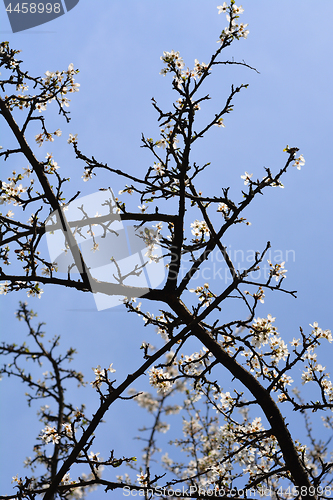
[
  {"xmin": 189, "ymin": 283, "xmax": 214, "ymax": 307},
  {"xmin": 153, "ymin": 222, "xmax": 163, "ymax": 232},
  {"xmin": 217, "ymin": 3, "xmax": 228, "ymax": 14},
  {"xmin": 82, "ymin": 170, "xmax": 92, "ymax": 182},
  {"xmin": 190, "ymin": 219, "xmax": 210, "ymax": 239},
  {"xmin": 149, "ymin": 367, "xmax": 172, "ymax": 394},
  {"xmin": 49, "ymin": 160, "xmax": 59, "ymax": 171},
  {"xmin": 12, "ymin": 475, "xmax": 23, "ymax": 485},
  {"xmin": 232, "ymin": 4, "xmax": 244, "ymax": 15},
  {"xmin": 27, "ymin": 285, "xmax": 44, "ymax": 298},
  {"xmin": 156, "ymin": 138, "xmax": 167, "ymax": 148},
  {"xmin": 88, "ymin": 451, "xmax": 100, "ymax": 462},
  {"xmin": 61, "ymin": 473, "xmax": 71, "ymax": 484},
  {"xmin": 35, "ymin": 133, "xmax": 44, "ymax": 146},
  {"xmin": 41, "ymin": 425, "xmax": 61, "ymax": 444},
  {"xmin": 22, "ymin": 166, "xmax": 32, "ymax": 177},
  {"xmin": 137, "ymin": 472, "xmax": 148, "ymax": 486},
  {"xmin": 0, "ymin": 281, "xmax": 9, "ymax": 295},
  {"xmin": 215, "ymin": 117, "xmax": 225, "ymax": 127},
  {"xmin": 280, "ymin": 374, "xmax": 293, "ymax": 387},
  {"xmin": 153, "ymin": 162, "xmax": 165, "ymax": 175},
  {"xmin": 220, "ymin": 391, "xmax": 234, "ymax": 410},
  {"xmin": 108, "ymin": 363, "xmax": 116, "ymax": 373},
  {"xmin": 250, "ymin": 314, "xmax": 277, "ymax": 348},
  {"xmin": 293, "ymin": 154, "xmax": 305, "ymax": 170},
  {"xmin": 62, "ymin": 423, "xmax": 73, "ymax": 437},
  {"xmin": 91, "ymin": 365, "xmax": 104, "ymax": 387},
  {"xmin": 267, "ymin": 260, "xmax": 287, "ymax": 281},
  {"xmin": 36, "ymin": 102, "xmax": 47, "ymax": 112},
  {"xmin": 156, "ymin": 421, "xmax": 170, "ymax": 433},
  {"xmin": 309, "ymin": 323, "xmax": 332, "ymax": 342},
  {"xmin": 217, "ymin": 202, "xmax": 228, "ymax": 214},
  {"xmin": 91, "ymin": 363, "xmax": 115, "ymax": 388},
  {"xmin": 241, "ymin": 171, "xmax": 253, "ymax": 185},
  {"xmin": 238, "ymin": 23, "xmax": 249, "ymax": 38},
  {"xmin": 301, "ymin": 368, "xmax": 313, "ymax": 384},
  {"xmin": 193, "ymin": 59, "xmax": 208, "ymax": 78},
  {"xmin": 269, "ymin": 336, "xmax": 289, "ymax": 362},
  {"xmin": 67, "ymin": 133, "xmax": 78, "ymax": 144}
]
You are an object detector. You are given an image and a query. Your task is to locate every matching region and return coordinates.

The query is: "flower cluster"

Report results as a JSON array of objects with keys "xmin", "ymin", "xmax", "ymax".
[
  {"xmin": 62, "ymin": 423, "xmax": 73, "ymax": 438},
  {"xmin": 0, "ymin": 180, "xmax": 26, "ymax": 206},
  {"xmin": 177, "ymin": 349, "xmax": 211, "ymax": 376},
  {"xmin": 267, "ymin": 260, "xmax": 287, "ymax": 281},
  {"xmin": 27, "ymin": 284, "xmax": 44, "ymax": 299},
  {"xmin": 91, "ymin": 363, "xmax": 116, "ymax": 389},
  {"xmin": 300, "ymin": 323, "xmax": 333, "ymax": 400},
  {"xmin": 190, "ymin": 219, "xmax": 210, "ymax": 242},
  {"xmin": 0, "ymin": 281, "xmax": 10, "ymax": 295},
  {"xmin": 189, "ymin": 283, "xmax": 215, "ymax": 307},
  {"xmin": 244, "ymin": 287, "xmax": 265, "ymax": 304},
  {"xmin": 45, "ymin": 153, "xmax": 60, "ymax": 174},
  {"xmin": 160, "ymin": 50, "xmax": 184, "ymax": 76},
  {"xmin": 194, "ymin": 58, "xmax": 208, "ymax": 77},
  {"xmin": 35, "ymin": 128, "xmax": 62, "ymax": 147},
  {"xmin": 310, "ymin": 322, "xmax": 333, "ymax": 342},
  {"xmin": 41, "ymin": 425, "xmax": 61, "ymax": 444},
  {"xmin": 269, "ymin": 335, "xmax": 289, "ymax": 363},
  {"xmin": 250, "ymin": 314, "xmax": 278, "ymax": 348},
  {"xmin": 217, "ymin": 3, "xmax": 249, "ymax": 44},
  {"xmin": 243, "ymin": 326, "xmax": 290, "ymax": 370},
  {"xmin": 160, "ymin": 49, "xmax": 209, "ymax": 88},
  {"xmin": 42, "ymin": 63, "xmax": 80, "ymax": 108},
  {"xmin": 149, "ymin": 367, "xmax": 173, "ymax": 394},
  {"xmin": 262, "ymin": 175, "xmax": 285, "ymax": 188},
  {"xmin": 2, "ymin": 60, "xmax": 79, "ymax": 115},
  {"xmin": 128, "ymin": 389, "xmax": 160, "ymax": 413},
  {"xmin": 217, "ymin": 202, "xmax": 229, "ymax": 215},
  {"xmin": 219, "ymin": 391, "xmax": 234, "ymax": 411}
]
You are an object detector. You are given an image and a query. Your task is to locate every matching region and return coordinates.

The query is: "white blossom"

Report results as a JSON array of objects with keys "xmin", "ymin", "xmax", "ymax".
[
  {"xmin": 82, "ymin": 169, "xmax": 92, "ymax": 182},
  {"xmin": 267, "ymin": 260, "xmax": 287, "ymax": 281},
  {"xmin": 41, "ymin": 425, "xmax": 61, "ymax": 444},
  {"xmin": 293, "ymin": 154, "xmax": 305, "ymax": 170},
  {"xmin": 217, "ymin": 3, "xmax": 228, "ymax": 14},
  {"xmin": 149, "ymin": 367, "xmax": 172, "ymax": 394},
  {"xmin": 241, "ymin": 171, "xmax": 253, "ymax": 185}
]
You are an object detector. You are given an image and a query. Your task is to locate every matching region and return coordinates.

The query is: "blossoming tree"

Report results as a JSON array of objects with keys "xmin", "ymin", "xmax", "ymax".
[{"xmin": 0, "ymin": 3, "xmax": 332, "ymax": 500}]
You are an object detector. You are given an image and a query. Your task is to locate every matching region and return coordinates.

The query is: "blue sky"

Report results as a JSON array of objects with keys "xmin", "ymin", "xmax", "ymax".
[{"xmin": 1, "ymin": 1, "xmax": 333, "ymax": 497}]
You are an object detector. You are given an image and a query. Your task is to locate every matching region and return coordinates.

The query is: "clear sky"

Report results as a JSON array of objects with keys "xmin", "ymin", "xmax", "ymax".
[{"xmin": 1, "ymin": 1, "xmax": 333, "ymax": 497}]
